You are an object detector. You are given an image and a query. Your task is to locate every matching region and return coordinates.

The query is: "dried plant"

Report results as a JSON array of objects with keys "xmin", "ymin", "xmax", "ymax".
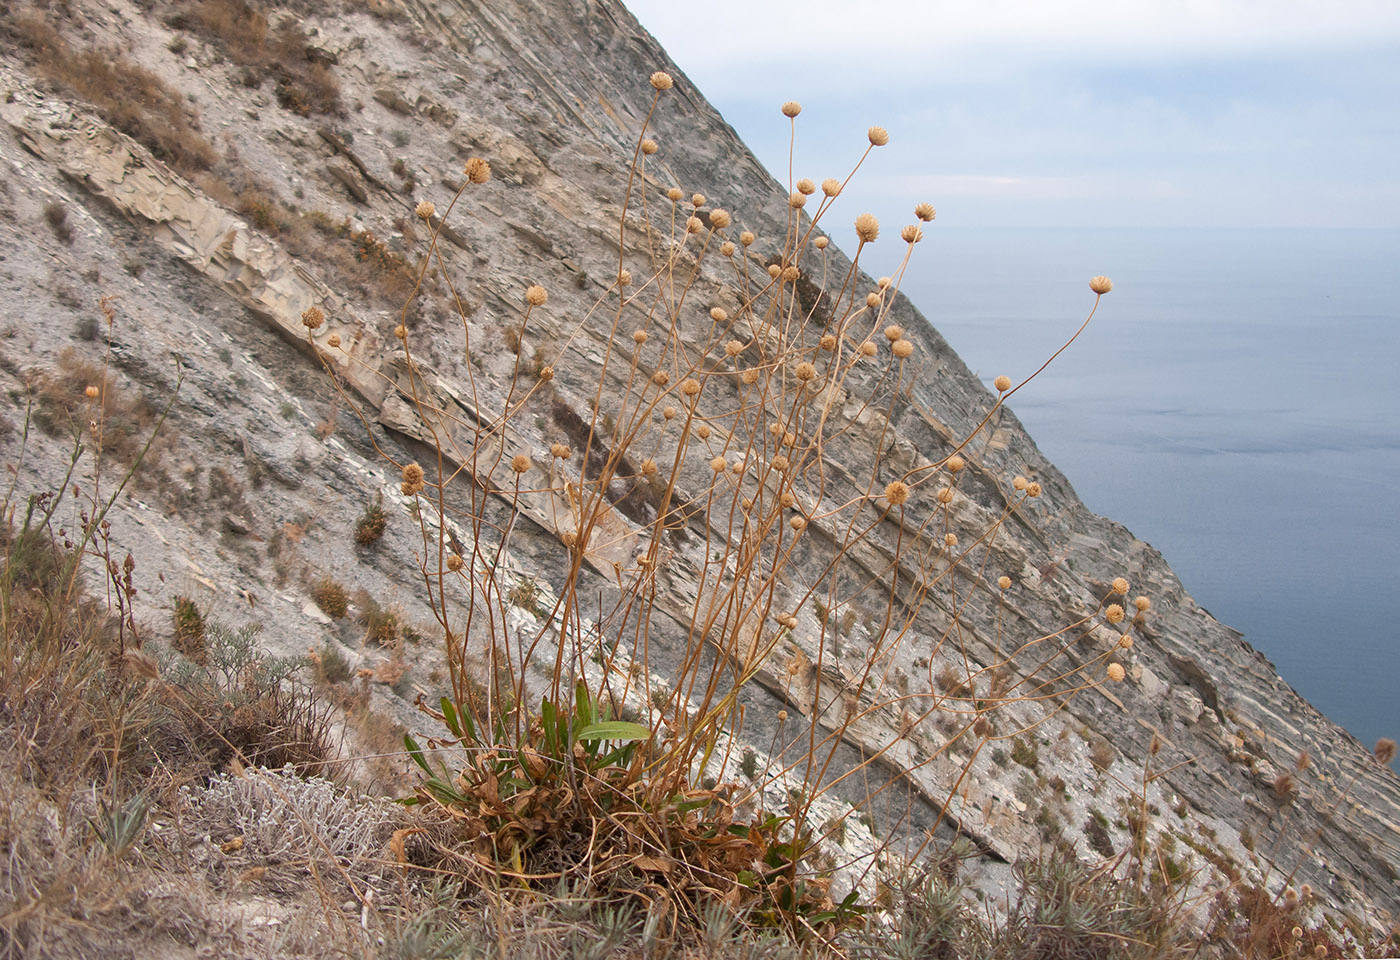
[{"xmin": 307, "ymin": 70, "xmax": 1138, "ymax": 939}]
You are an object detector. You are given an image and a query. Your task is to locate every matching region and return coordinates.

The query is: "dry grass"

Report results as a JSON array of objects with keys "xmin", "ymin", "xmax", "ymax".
[
  {"xmin": 167, "ymin": 0, "xmax": 341, "ymax": 117},
  {"xmin": 29, "ymin": 347, "xmax": 170, "ymax": 475},
  {"xmin": 0, "ymin": 384, "xmax": 351, "ymax": 958},
  {"xmin": 3, "ymin": 10, "xmax": 217, "ymax": 174}
]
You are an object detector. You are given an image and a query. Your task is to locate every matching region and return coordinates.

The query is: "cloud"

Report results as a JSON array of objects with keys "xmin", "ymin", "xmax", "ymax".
[{"xmin": 630, "ymin": 0, "xmax": 1400, "ymax": 93}]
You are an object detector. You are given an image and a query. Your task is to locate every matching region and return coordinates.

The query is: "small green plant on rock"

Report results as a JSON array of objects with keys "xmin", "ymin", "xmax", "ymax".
[
  {"xmin": 312, "ymin": 575, "xmax": 349, "ymax": 619},
  {"xmin": 354, "ymin": 497, "xmax": 387, "ymax": 545},
  {"xmin": 172, "ymin": 594, "xmax": 205, "ymax": 662}
]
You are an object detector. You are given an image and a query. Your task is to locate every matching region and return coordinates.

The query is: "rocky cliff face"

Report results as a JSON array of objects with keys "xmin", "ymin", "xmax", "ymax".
[{"xmin": 1, "ymin": 0, "xmax": 1396, "ymax": 934}]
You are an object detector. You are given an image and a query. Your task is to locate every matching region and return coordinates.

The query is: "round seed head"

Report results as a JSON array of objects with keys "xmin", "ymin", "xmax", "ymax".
[
  {"xmin": 936, "ymin": 487, "xmax": 954, "ymax": 504},
  {"xmin": 1106, "ymin": 663, "xmax": 1125, "ymax": 682},
  {"xmin": 1119, "ymin": 635, "xmax": 1134, "ymax": 649},
  {"xmin": 550, "ymin": 443, "xmax": 571, "ymax": 460},
  {"xmin": 781, "ymin": 100, "xmax": 802, "ymax": 118},
  {"xmin": 885, "ymin": 481, "xmax": 909, "ymax": 505},
  {"xmin": 769, "ymin": 423, "xmax": 784, "ymax": 437},
  {"xmin": 813, "ymin": 236, "xmax": 829, "ymax": 249},
  {"xmin": 737, "ymin": 230, "xmax": 756, "ymax": 248},
  {"xmin": 667, "ymin": 187, "xmax": 684, "ymax": 202},
  {"xmin": 790, "ymin": 515, "xmax": 807, "ymax": 531},
  {"xmin": 1112, "ymin": 577, "xmax": 1130, "ymax": 595},
  {"xmin": 511, "ymin": 453, "xmax": 530, "ymax": 473},
  {"xmin": 821, "ymin": 178, "xmax": 842, "ymax": 197},
  {"xmin": 401, "ymin": 462, "xmax": 426, "ymax": 495},
  {"xmin": 1376, "ymin": 738, "xmax": 1398, "ymax": 764},
  {"xmin": 1013, "ymin": 476, "xmax": 1028, "ymax": 491},
  {"xmin": 696, "ymin": 423, "xmax": 711, "ymax": 439},
  {"xmin": 877, "ymin": 276, "xmax": 892, "ymax": 289},
  {"xmin": 867, "ymin": 125, "xmax": 889, "ymax": 146},
  {"xmin": 865, "ymin": 292, "xmax": 882, "ymax": 308},
  {"xmin": 944, "ymin": 532, "xmax": 958, "ymax": 547},
  {"xmin": 415, "ymin": 200, "xmax": 435, "ymax": 220},
  {"xmin": 859, "ymin": 341, "xmax": 878, "ymax": 357},
  {"xmin": 641, "ymin": 138, "xmax": 658, "ymax": 155},
  {"xmin": 724, "ymin": 339, "xmax": 744, "ymax": 357},
  {"xmin": 854, "ymin": 212, "xmax": 879, "ymax": 243},
  {"xmin": 781, "ymin": 265, "xmax": 800, "ymax": 281},
  {"xmin": 525, "ymin": 285, "xmax": 548, "ymax": 306},
  {"xmin": 819, "ymin": 334, "xmax": 837, "ymax": 351},
  {"xmin": 892, "ymin": 339, "xmax": 914, "ymax": 359},
  {"xmin": 633, "ymin": 329, "xmax": 648, "ymax": 344},
  {"xmin": 446, "ymin": 553, "xmax": 464, "ymax": 571},
  {"xmin": 1105, "ymin": 604, "xmax": 1126, "ymax": 624},
  {"xmin": 642, "ymin": 458, "xmax": 658, "ymax": 476},
  {"xmin": 998, "ymin": 575, "xmax": 1012, "ymax": 590},
  {"xmin": 789, "ymin": 191, "xmax": 807, "ymax": 209},
  {"xmin": 780, "ymin": 491, "xmax": 796, "ymax": 508},
  {"xmin": 778, "ymin": 710, "xmax": 788, "ymax": 722},
  {"xmin": 1134, "ymin": 595, "xmax": 1151, "ymax": 612},
  {"xmin": 84, "ymin": 385, "xmax": 99, "ymax": 399},
  {"xmin": 652, "ymin": 370, "xmax": 669, "ymax": 387},
  {"xmin": 720, "ymin": 240, "xmax": 736, "ymax": 257},
  {"xmin": 1090, "ymin": 275, "xmax": 1114, "ymax": 295},
  {"xmin": 649, "ymin": 71, "xmax": 673, "ymax": 90},
  {"xmin": 771, "ymin": 455, "xmax": 789, "ymax": 471},
  {"xmin": 741, "ymin": 368, "xmax": 759, "ymax": 384},
  {"xmin": 464, "ymin": 157, "xmax": 491, "ymax": 183},
  {"xmin": 1026, "ymin": 481, "xmax": 1042, "ymax": 497},
  {"xmin": 327, "ymin": 334, "xmax": 341, "ymax": 348},
  {"xmin": 947, "ymin": 455, "xmax": 965, "ymax": 473},
  {"xmin": 766, "ymin": 264, "xmax": 782, "ymax": 279},
  {"xmin": 796, "ymin": 178, "xmax": 816, "ymax": 196},
  {"xmin": 915, "ymin": 202, "xmax": 936, "ymax": 221},
  {"xmin": 301, "ymin": 306, "xmax": 325, "ymax": 330},
  {"xmin": 686, "ymin": 216, "xmax": 704, "ymax": 234},
  {"xmin": 618, "ymin": 269, "xmax": 632, "ymax": 286},
  {"xmin": 994, "ymin": 375, "xmax": 1012, "ymax": 392},
  {"xmin": 661, "ymin": 406, "xmax": 676, "ymax": 420},
  {"xmin": 538, "ymin": 365, "xmax": 554, "ymax": 382},
  {"xmin": 884, "ymin": 325, "xmax": 903, "ymax": 341},
  {"xmin": 710, "ymin": 208, "xmax": 732, "ymax": 228},
  {"xmin": 901, "ymin": 224, "xmax": 923, "ymax": 243},
  {"xmin": 710, "ymin": 455, "xmax": 727, "ymax": 473},
  {"xmin": 795, "ymin": 361, "xmax": 817, "ymax": 381},
  {"xmin": 681, "ymin": 378, "xmax": 701, "ymax": 396},
  {"xmin": 783, "ymin": 431, "xmax": 796, "ymax": 446},
  {"xmin": 394, "ymin": 324, "xmax": 407, "ymax": 339}
]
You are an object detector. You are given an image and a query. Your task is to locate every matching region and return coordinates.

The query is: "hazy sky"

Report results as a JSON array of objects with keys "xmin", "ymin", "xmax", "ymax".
[{"xmin": 624, "ymin": 1, "xmax": 1400, "ymax": 233}]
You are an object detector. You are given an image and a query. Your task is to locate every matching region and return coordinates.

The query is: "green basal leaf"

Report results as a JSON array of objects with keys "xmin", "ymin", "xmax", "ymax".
[{"xmin": 575, "ymin": 720, "xmax": 651, "ymax": 743}]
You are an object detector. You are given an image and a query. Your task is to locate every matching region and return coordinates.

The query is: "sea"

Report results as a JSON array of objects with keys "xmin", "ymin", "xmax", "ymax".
[{"xmin": 893, "ymin": 227, "xmax": 1400, "ymax": 756}]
